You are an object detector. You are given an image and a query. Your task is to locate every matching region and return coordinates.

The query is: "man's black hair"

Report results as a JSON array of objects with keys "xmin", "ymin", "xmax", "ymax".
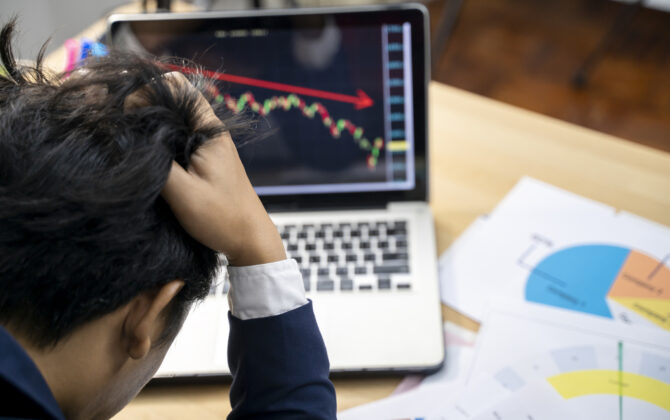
[{"xmin": 0, "ymin": 19, "xmax": 249, "ymax": 348}]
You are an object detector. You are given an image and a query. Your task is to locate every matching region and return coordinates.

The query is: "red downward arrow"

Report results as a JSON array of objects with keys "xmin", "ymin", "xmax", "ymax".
[{"xmin": 168, "ymin": 64, "xmax": 374, "ymax": 110}]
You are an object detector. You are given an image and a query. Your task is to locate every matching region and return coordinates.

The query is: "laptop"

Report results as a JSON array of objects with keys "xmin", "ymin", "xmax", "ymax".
[{"xmin": 107, "ymin": 3, "xmax": 444, "ymax": 377}]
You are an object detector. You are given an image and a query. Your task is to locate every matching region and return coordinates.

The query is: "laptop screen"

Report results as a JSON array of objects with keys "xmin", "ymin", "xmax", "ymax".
[{"xmin": 108, "ymin": 5, "xmax": 428, "ymax": 207}]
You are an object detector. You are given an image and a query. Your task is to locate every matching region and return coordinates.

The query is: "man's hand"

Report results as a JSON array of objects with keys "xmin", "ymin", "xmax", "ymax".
[
  {"xmin": 129, "ymin": 72, "xmax": 286, "ymax": 266},
  {"xmin": 162, "ymin": 132, "xmax": 286, "ymax": 266}
]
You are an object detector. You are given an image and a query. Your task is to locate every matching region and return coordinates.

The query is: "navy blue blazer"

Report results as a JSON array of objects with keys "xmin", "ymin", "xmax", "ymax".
[{"xmin": 0, "ymin": 301, "xmax": 336, "ymax": 419}]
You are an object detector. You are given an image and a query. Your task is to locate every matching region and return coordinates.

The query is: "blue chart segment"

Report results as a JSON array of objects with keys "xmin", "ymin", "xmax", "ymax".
[{"xmin": 525, "ymin": 245, "xmax": 630, "ymax": 317}]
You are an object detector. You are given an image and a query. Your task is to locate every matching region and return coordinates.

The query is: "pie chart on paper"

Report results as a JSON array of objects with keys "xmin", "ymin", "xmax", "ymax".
[{"xmin": 524, "ymin": 244, "xmax": 670, "ymax": 331}]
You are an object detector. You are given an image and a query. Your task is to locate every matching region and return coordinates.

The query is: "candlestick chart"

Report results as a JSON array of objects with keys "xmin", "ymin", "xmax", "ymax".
[
  {"xmin": 169, "ymin": 63, "xmax": 386, "ymax": 170},
  {"xmin": 213, "ymin": 87, "xmax": 384, "ymax": 169}
]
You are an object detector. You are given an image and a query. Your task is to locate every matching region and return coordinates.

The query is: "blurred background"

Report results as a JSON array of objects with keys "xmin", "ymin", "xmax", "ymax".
[{"xmin": 2, "ymin": 0, "xmax": 668, "ymax": 152}]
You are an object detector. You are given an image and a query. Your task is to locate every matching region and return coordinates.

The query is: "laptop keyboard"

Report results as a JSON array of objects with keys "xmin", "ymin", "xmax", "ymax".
[
  {"xmin": 279, "ymin": 219, "xmax": 411, "ymax": 293},
  {"xmin": 209, "ymin": 218, "xmax": 412, "ymax": 295}
]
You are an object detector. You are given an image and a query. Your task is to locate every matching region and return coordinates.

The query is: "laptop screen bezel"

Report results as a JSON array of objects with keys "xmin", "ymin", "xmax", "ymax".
[{"xmin": 108, "ymin": 4, "xmax": 429, "ymax": 211}]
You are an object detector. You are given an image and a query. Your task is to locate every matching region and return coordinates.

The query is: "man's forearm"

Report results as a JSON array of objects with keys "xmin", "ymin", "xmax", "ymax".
[
  {"xmin": 227, "ymin": 302, "xmax": 336, "ymax": 419},
  {"xmin": 225, "ymin": 260, "xmax": 337, "ymax": 419}
]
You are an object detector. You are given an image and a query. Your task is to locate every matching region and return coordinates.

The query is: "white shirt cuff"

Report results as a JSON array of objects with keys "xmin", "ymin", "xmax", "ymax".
[{"xmin": 227, "ymin": 258, "xmax": 308, "ymax": 320}]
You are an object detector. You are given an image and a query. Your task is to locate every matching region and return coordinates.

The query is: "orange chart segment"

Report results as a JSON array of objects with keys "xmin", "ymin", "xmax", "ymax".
[{"xmin": 608, "ymin": 251, "xmax": 670, "ymax": 299}]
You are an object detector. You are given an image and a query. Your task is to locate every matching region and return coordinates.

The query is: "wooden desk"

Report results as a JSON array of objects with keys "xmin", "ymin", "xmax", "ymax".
[
  {"xmin": 43, "ymin": 5, "xmax": 670, "ymax": 418},
  {"xmin": 106, "ymin": 82, "xmax": 670, "ymax": 419}
]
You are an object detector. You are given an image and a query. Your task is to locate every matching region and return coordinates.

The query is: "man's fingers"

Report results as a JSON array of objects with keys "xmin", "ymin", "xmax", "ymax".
[
  {"xmin": 197, "ymin": 130, "xmax": 234, "ymax": 154},
  {"xmin": 124, "ymin": 88, "xmax": 149, "ymax": 110},
  {"xmin": 162, "ymin": 71, "xmax": 189, "ymax": 85},
  {"xmin": 124, "ymin": 72, "xmax": 189, "ymax": 110},
  {"xmin": 162, "ymin": 161, "xmax": 195, "ymax": 208}
]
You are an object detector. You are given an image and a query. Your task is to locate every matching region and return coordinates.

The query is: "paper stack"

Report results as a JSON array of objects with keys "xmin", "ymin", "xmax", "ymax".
[{"xmin": 339, "ymin": 177, "xmax": 670, "ymax": 420}]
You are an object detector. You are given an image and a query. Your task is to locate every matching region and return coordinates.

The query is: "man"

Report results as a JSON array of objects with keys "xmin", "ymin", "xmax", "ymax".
[{"xmin": 0, "ymin": 20, "xmax": 336, "ymax": 419}]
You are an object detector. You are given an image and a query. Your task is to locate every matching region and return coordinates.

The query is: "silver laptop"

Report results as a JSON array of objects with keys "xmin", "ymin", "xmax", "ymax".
[{"xmin": 108, "ymin": 3, "xmax": 444, "ymax": 377}]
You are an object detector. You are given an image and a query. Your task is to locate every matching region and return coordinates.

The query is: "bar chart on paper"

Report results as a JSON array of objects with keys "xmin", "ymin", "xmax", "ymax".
[
  {"xmin": 450, "ymin": 305, "xmax": 670, "ymax": 420},
  {"xmin": 486, "ymin": 345, "xmax": 670, "ymax": 420},
  {"xmin": 420, "ymin": 338, "xmax": 670, "ymax": 420},
  {"xmin": 524, "ymin": 244, "xmax": 670, "ymax": 331}
]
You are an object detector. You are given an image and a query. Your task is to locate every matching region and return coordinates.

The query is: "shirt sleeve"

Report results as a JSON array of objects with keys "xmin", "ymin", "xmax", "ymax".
[{"xmin": 226, "ymin": 258, "xmax": 308, "ymax": 320}]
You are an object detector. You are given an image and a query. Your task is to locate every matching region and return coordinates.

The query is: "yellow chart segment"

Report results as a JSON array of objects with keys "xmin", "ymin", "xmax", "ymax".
[
  {"xmin": 547, "ymin": 370, "xmax": 670, "ymax": 411},
  {"xmin": 610, "ymin": 297, "xmax": 670, "ymax": 331}
]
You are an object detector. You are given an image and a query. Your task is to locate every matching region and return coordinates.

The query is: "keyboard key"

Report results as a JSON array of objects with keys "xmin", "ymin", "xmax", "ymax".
[
  {"xmin": 287, "ymin": 243, "xmax": 298, "ymax": 251},
  {"xmin": 378, "ymin": 278, "xmax": 391, "ymax": 290},
  {"xmin": 359, "ymin": 285, "xmax": 373, "ymax": 291},
  {"xmin": 305, "ymin": 243, "xmax": 316, "ymax": 251},
  {"xmin": 300, "ymin": 268, "xmax": 311, "ymax": 278},
  {"xmin": 387, "ymin": 227, "xmax": 407, "ymax": 236},
  {"xmin": 350, "ymin": 230, "xmax": 361, "ymax": 238},
  {"xmin": 393, "ymin": 233, "xmax": 408, "ymax": 241},
  {"xmin": 354, "ymin": 266, "xmax": 367, "ymax": 275},
  {"xmin": 323, "ymin": 242, "xmax": 335, "ymax": 250},
  {"xmin": 341, "ymin": 242, "xmax": 353, "ymax": 250},
  {"xmin": 280, "ymin": 232, "xmax": 290, "ymax": 240},
  {"xmin": 359, "ymin": 241, "xmax": 371, "ymax": 249},
  {"xmin": 397, "ymin": 283, "xmax": 411, "ymax": 290},
  {"xmin": 396, "ymin": 239, "xmax": 408, "ymax": 249},
  {"xmin": 317, "ymin": 280, "xmax": 335, "ymax": 291},
  {"xmin": 303, "ymin": 277, "xmax": 311, "ymax": 291},
  {"xmin": 309, "ymin": 255, "xmax": 321, "ymax": 263},
  {"xmin": 357, "ymin": 222, "xmax": 370, "ymax": 229},
  {"xmin": 317, "ymin": 267, "xmax": 330, "ymax": 276},
  {"xmin": 340, "ymin": 278, "xmax": 354, "ymax": 291},
  {"xmin": 378, "ymin": 240, "xmax": 390, "ymax": 249},
  {"xmin": 373, "ymin": 265, "xmax": 409, "ymax": 274},
  {"xmin": 382, "ymin": 252, "xmax": 409, "ymax": 261},
  {"xmin": 336, "ymin": 267, "xmax": 348, "ymax": 275},
  {"xmin": 293, "ymin": 256, "xmax": 302, "ymax": 264},
  {"xmin": 327, "ymin": 255, "xmax": 339, "ymax": 263},
  {"xmin": 315, "ymin": 231, "xmax": 325, "ymax": 239},
  {"xmin": 368, "ymin": 228, "xmax": 379, "ymax": 236},
  {"xmin": 320, "ymin": 223, "xmax": 332, "ymax": 229},
  {"xmin": 364, "ymin": 253, "xmax": 376, "ymax": 262},
  {"xmin": 297, "ymin": 231, "xmax": 308, "ymax": 239},
  {"xmin": 333, "ymin": 231, "xmax": 344, "ymax": 238},
  {"xmin": 345, "ymin": 254, "xmax": 358, "ymax": 262},
  {"xmin": 338, "ymin": 223, "xmax": 351, "ymax": 229}
]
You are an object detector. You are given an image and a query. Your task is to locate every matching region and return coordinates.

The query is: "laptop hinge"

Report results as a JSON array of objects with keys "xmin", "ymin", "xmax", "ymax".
[
  {"xmin": 387, "ymin": 201, "xmax": 428, "ymax": 211},
  {"xmin": 266, "ymin": 202, "xmax": 387, "ymax": 213}
]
